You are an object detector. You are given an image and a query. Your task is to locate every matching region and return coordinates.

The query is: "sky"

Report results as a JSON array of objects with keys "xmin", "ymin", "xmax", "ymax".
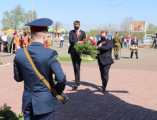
[{"xmin": 0, "ymin": 0, "xmax": 156, "ymax": 32}]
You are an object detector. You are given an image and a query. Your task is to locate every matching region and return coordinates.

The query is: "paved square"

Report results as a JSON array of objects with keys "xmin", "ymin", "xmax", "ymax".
[{"xmin": 0, "ymin": 47, "xmax": 157, "ymax": 120}]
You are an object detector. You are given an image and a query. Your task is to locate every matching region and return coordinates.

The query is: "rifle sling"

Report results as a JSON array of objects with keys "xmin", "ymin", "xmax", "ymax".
[{"xmin": 24, "ymin": 47, "xmax": 63, "ymax": 101}]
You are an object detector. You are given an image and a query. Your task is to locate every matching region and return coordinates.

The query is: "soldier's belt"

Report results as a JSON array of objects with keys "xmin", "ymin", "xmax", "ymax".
[{"xmin": 24, "ymin": 47, "xmax": 69, "ymax": 104}]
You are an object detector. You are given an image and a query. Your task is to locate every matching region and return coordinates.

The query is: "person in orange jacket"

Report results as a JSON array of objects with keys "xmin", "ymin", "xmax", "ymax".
[
  {"xmin": 14, "ymin": 32, "xmax": 21, "ymax": 51},
  {"xmin": 22, "ymin": 33, "xmax": 28, "ymax": 47}
]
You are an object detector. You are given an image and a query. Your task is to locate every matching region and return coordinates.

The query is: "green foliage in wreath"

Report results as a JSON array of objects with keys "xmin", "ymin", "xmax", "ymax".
[{"xmin": 74, "ymin": 38, "xmax": 99, "ymax": 58}]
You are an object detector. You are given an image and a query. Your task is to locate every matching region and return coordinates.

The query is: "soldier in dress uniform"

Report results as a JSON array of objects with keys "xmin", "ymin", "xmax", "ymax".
[
  {"xmin": 113, "ymin": 32, "xmax": 122, "ymax": 60},
  {"xmin": 13, "ymin": 18, "xmax": 67, "ymax": 120}
]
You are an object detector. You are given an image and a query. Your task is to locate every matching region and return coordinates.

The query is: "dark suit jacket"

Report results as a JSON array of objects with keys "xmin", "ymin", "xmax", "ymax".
[
  {"xmin": 14, "ymin": 42, "xmax": 67, "ymax": 115},
  {"xmin": 68, "ymin": 30, "xmax": 86, "ymax": 55},
  {"xmin": 97, "ymin": 39, "xmax": 114, "ymax": 65},
  {"xmin": 131, "ymin": 39, "xmax": 138, "ymax": 46}
]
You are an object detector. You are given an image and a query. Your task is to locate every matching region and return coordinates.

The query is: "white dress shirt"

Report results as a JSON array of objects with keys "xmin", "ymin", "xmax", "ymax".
[
  {"xmin": 75, "ymin": 29, "xmax": 80, "ymax": 38},
  {"xmin": 2, "ymin": 35, "xmax": 7, "ymax": 41},
  {"xmin": 134, "ymin": 38, "xmax": 137, "ymax": 43},
  {"xmin": 60, "ymin": 36, "xmax": 64, "ymax": 40}
]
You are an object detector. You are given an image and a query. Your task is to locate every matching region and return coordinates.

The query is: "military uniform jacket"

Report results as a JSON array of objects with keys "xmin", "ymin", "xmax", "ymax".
[
  {"xmin": 97, "ymin": 39, "xmax": 114, "ymax": 65},
  {"xmin": 14, "ymin": 42, "xmax": 67, "ymax": 115},
  {"xmin": 113, "ymin": 35, "xmax": 122, "ymax": 46}
]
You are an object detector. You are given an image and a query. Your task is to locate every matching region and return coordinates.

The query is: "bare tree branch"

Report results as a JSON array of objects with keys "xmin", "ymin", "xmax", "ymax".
[{"xmin": 53, "ymin": 21, "xmax": 62, "ymax": 36}]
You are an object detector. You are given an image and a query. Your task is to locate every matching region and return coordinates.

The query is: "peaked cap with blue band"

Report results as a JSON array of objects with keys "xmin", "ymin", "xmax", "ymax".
[{"xmin": 25, "ymin": 18, "xmax": 53, "ymax": 32}]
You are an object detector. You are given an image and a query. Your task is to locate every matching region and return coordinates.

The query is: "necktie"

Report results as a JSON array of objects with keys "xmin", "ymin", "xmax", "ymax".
[{"xmin": 76, "ymin": 30, "xmax": 78, "ymax": 38}]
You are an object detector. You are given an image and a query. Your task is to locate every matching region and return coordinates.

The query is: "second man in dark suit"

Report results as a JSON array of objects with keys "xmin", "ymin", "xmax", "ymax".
[
  {"xmin": 97, "ymin": 31, "xmax": 114, "ymax": 91},
  {"xmin": 68, "ymin": 20, "xmax": 86, "ymax": 88}
]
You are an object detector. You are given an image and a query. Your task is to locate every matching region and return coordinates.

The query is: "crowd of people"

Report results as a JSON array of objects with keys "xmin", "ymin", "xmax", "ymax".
[
  {"xmin": 0, "ymin": 32, "xmax": 58, "ymax": 53},
  {"xmin": 0, "ymin": 32, "xmax": 33, "ymax": 53}
]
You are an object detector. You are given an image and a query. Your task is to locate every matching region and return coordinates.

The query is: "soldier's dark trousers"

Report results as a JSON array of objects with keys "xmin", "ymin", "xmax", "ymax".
[
  {"xmin": 98, "ymin": 63, "xmax": 111, "ymax": 87},
  {"xmin": 71, "ymin": 54, "xmax": 81, "ymax": 85},
  {"xmin": 24, "ymin": 102, "xmax": 55, "ymax": 120},
  {"xmin": 131, "ymin": 52, "xmax": 138, "ymax": 59}
]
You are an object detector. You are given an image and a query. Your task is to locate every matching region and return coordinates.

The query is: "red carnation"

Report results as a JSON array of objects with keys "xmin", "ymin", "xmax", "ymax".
[
  {"xmin": 87, "ymin": 37, "xmax": 90, "ymax": 40},
  {"xmin": 79, "ymin": 43, "xmax": 82, "ymax": 44},
  {"xmin": 83, "ymin": 39, "xmax": 86, "ymax": 42}
]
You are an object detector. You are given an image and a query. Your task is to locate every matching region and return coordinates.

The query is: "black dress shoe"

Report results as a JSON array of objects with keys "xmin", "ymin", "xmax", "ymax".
[
  {"xmin": 73, "ymin": 83, "xmax": 79, "ymax": 88},
  {"xmin": 101, "ymin": 86, "xmax": 106, "ymax": 91}
]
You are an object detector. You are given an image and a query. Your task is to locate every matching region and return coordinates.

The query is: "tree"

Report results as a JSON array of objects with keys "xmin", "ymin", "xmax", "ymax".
[
  {"xmin": 10, "ymin": 5, "xmax": 25, "ymax": 30},
  {"xmin": 120, "ymin": 17, "xmax": 134, "ymax": 36},
  {"xmin": 147, "ymin": 23, "xmax": 157, "ymax": 30},
  {"xmin": 53, "ymin": 21, "xmax": 62, "ymax": 36},
  {"xmin": 1, "ymin": 5, "xmax": 38, "ymax": 30},
  {"xmin": 87, "ymin": 29, "xmax": 100, "ymax": 37},
  {"xmin": 2, "ymin": 27, "xmax": 10, "ymax": 31},
  {"xmin": 23, "ymin": 11, "xmax": 37, "ymax": 30},
  {"xmin": 1, "ymin": 11, "xmax": 12, "ymax": 29}
]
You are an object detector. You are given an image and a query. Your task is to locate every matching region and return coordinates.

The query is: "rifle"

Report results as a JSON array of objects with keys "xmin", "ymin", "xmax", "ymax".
[{"xmin": 53, "ymin": 79, "xmax": 69, "ymax": 104}]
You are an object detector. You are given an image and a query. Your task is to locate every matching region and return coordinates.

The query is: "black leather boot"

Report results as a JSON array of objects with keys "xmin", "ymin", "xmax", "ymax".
[
  {"xmin": 117, "ymin": 55, "xmax": 119, "ymax": 60},
  {"xmin": 115, "ymin": 55, "xmax": 117, "ymax": 60}
]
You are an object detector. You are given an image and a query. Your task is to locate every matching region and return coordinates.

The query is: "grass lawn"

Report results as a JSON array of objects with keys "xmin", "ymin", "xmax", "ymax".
[
  {"xmin": 59, "ymin": 57, "xmax": 96, "ymax": 62},
  {"xmin": 0, "ymin": 63, "xmax": 5, "ymax": 65}
]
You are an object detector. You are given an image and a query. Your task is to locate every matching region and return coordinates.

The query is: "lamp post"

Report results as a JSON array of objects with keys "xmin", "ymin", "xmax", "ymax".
[
  {"xmin": 107, "ymin": 3, "xmax": 122, "ymax": 36},
  {"xmin": 32, "ymin": 0, "xmax": 33, "ymax": 21}
]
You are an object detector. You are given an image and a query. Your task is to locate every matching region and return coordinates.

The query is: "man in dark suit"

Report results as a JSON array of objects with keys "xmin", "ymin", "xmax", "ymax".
[
  {"xmin": 14, "ymin": 18, "xmax": 67, "ymax": 120},
  {"xmin": 131, "ymin": 36, "xmax": 138, "ymax": 59},
  {"xmin": 68, "ymin": 20, "xmax": 86, "ymax": 88},
  {"xmin": 97, "ymin": 31, "xmax": 114, "ymax": 91}
]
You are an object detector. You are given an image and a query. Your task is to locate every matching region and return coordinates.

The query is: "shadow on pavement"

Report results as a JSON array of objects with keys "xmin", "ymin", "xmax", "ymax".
[
  {"xmin": 56, "ymin": 81, "xmax": 157, "ymax": 120},
  {"xmin": 120, "ymin": 57, "xmax": 132, "ymax": 59}
]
